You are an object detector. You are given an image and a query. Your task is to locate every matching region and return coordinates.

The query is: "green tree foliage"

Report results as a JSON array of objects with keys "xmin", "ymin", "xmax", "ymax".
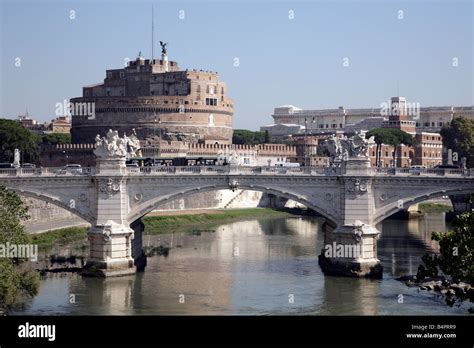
[
  {"xmin": 417, "ymin": 212, "xmax": 474, "ymax": 285},
  {"xmin": 264, "ymin": 130, "xmax": 271, "ymax": 144},
  {"xmin": 232, "ymin": 129, "xmax": 266, "ymax": 145},
  {"xmin": 40, "ymin": 133, "xmax": 71, "ymax": 145},
  {"xmin": 0, "ymin": 119, "xmax": 39, "ymax": 164},
  {"xmin": 440, "ymin": 117, "xmax": 474, "ymax": 168},
  {"xmin": 0, "ymin": 185, "xmax": 40, "ymax": 310},
  {"xmin": 366, "ymin": 128, "xmax": 415, "ymax": 167}
]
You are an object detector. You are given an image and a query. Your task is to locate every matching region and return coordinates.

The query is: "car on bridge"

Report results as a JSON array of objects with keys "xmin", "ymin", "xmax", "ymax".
[
  {"xmin": 409, "ymin": 165, "xmax": 426, "ymax": 174},
  {"xmin": 56, "ymin": 164, "xmax": 83, "ymax": 175},
  {"xmin": 21, "ymin": 163, "xmax": 36, "ymax": 169}
]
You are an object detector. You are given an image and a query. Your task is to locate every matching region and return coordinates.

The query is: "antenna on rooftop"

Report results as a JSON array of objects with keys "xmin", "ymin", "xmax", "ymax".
[{"xmin": 151, "ymin": 4, "xmax": 154, "ymax": 60}]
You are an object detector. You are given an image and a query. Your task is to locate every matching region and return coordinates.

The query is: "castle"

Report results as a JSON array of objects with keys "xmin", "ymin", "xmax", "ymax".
[{"xmin": 70, "ymin": 46, "xmax": 234, "ymax": 144}]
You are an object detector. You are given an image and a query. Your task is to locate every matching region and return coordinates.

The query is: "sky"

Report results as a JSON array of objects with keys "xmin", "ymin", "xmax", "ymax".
[{"xmin": 0, "ymin": 0, "xmax": 472, "ymax": 130}]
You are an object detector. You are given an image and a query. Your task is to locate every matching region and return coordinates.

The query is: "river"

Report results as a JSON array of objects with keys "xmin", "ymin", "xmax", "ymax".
[{"xmin": 12, "ymin": 212, "xmax": 470, "ymax": 315}]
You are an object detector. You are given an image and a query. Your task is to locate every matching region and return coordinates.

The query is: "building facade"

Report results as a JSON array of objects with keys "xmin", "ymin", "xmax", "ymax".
[{"xmin": 261, "ymin": 101, "xmax": 473, "ymax": 139}]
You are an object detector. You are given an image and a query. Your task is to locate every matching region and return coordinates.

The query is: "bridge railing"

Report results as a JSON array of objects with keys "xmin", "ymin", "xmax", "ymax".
[
  {"xmin": 372, "ymin": 167, "xmax": 471, "ymax": 177},
  {"xmin": 0, "ymin": 165, "xmax": 470, "ymax": 178},
  {"xmin": 126, "ymin": 165, "xmax": 342, "ymax": 176},
  {"xmin": 0, "ymin": 167, "xmax": 96, "ymax": 177}
]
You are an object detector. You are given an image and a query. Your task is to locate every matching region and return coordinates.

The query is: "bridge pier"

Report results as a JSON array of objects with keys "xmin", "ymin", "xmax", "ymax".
[
  {"xmin": 83, "ymin": 222, "xmax": 136, "ymax": 277},
  {"xmin": 83, "ymin": 155, "xmax": 146, "ymax": 277},
  {"xmin": 318, "ymin": 222, "xmax": 382, "ymax": 278},
  {"xmin": 318, "ymin": 156, "xmax": 382, "ymax": 278}
]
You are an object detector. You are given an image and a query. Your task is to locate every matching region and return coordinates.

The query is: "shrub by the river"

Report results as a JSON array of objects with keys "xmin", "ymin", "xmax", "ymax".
[
  {"xmin": 0, "ymin": 185, "xmax": 40, "ymax": 312},
  {"xmin": 417, "ymin": 211, "xmax": 473, "ymax": 285}
]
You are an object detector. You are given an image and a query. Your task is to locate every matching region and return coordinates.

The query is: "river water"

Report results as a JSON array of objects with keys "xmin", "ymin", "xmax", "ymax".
[{"xmin": 12, "ymin": 213, "xmax": 470, "ymax": 315}]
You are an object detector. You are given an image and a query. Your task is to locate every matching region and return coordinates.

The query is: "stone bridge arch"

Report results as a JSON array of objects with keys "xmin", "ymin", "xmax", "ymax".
[
  {"xmin": 373, "ymin": 184, "xmax": 474, "ymax": 225},
  {"xmin": 127, "ymin": 183, "xmax": 340, "ymax": 226},
  {"xmin": 8, "ymin": 188, "xmax": 96, "ymax": 224},
  {"xmin": 0, "ymin": 177, "xmax": 97, "ymax": 224}
]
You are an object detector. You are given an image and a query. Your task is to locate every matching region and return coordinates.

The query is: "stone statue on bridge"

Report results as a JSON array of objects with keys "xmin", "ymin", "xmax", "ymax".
[
  {"xmin": 322, "ymin": 132, "xmax": 372, "ymax": 166},
  {"xmin": 340, "ymin": 132, "xmax": 371, "ymax": 158},
  {"xmin": 94, "ymin": 129, "xmax": 141, "ymax": 159}
]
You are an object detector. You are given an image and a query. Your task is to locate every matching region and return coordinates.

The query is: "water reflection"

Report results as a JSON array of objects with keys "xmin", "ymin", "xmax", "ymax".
[{"xmin": 13, "ymin": 213, "xmax": 467, "ymax": 315}]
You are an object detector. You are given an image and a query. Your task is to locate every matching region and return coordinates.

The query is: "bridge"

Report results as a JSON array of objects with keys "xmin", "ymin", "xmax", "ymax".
[{"xmin": 0, "ymin": 132, "xmax": 473, "ymax": 278}]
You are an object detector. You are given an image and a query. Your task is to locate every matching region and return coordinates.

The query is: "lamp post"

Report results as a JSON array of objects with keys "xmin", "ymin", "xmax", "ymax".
[
  {"xmin": 304, "ymin": 117, "xmax": 308, "ymax": 167},
  {"xmin": 153, "ymin": 118, "xmax": 157, "ymax": 164},
  {"xmin": 310, "ymin": 117, "xmax": 315, "ymax": 166},
  {"xmin": 62, "ymin": 150, "xmax": 68, "ymax": 166},
  {"xmin": 158, "ymin": 118, "xmax": 162, "ymax": 159}
]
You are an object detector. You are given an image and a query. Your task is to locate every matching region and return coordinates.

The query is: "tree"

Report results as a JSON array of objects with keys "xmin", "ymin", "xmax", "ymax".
[
  {"xmin": 366, "ymin": 128, "xmax": 414, "ymax": 167},
  {"xmin": 0, "ymin": 119, "xmax": 39, "ymax": 164},
  {"xmin": 389, "ymin": 129, "xmax": 416, "ymax": 167},
  {"xmin": 264, "ymin": 130, "xmax": 271, "ymax": 144},
  {"xmin": 40, "ymin": 133, "xmax": 71, "ymax": 145},
  {"xmin": 417, "ymin": 212, "xmax": 473, "ymax": 285},
  {"xmin": 0, "ymin": 185, "xmax": 40, "ymax": 312},
  {"xmin": 440, "ymin": 117, "xmax": 474, "ymax": 168},
  {"xmin": 232, "ymin": 129, "xmax": 266, "ymax": 145},
  {"xmin": 366, "ymin": 129, "xmax": 398, "ymax": 167}
]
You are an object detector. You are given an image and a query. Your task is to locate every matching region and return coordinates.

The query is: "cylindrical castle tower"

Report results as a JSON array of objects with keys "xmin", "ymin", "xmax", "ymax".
[{"xmin": 70, "ymin": 51, "xmax": 234, "ymax": 144}]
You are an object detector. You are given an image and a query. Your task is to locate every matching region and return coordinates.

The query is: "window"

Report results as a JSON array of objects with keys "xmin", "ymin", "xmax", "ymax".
[{"xmin": 205, "ymin": 98, "xmax": 217, "ymax": 106}]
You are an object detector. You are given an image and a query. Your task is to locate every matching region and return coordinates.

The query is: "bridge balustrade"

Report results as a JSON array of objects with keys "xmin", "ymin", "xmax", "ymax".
[
  {"xmin": 0, "ymin": 165, "xmax": 470, "ymax": 178},
  {"xmin": 372, "ymin": 167, "xmax": 470, "ymax": 177},
  {"xmin": 0, "ymin": 167, "xmax": 96, "ymax": 176}
]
